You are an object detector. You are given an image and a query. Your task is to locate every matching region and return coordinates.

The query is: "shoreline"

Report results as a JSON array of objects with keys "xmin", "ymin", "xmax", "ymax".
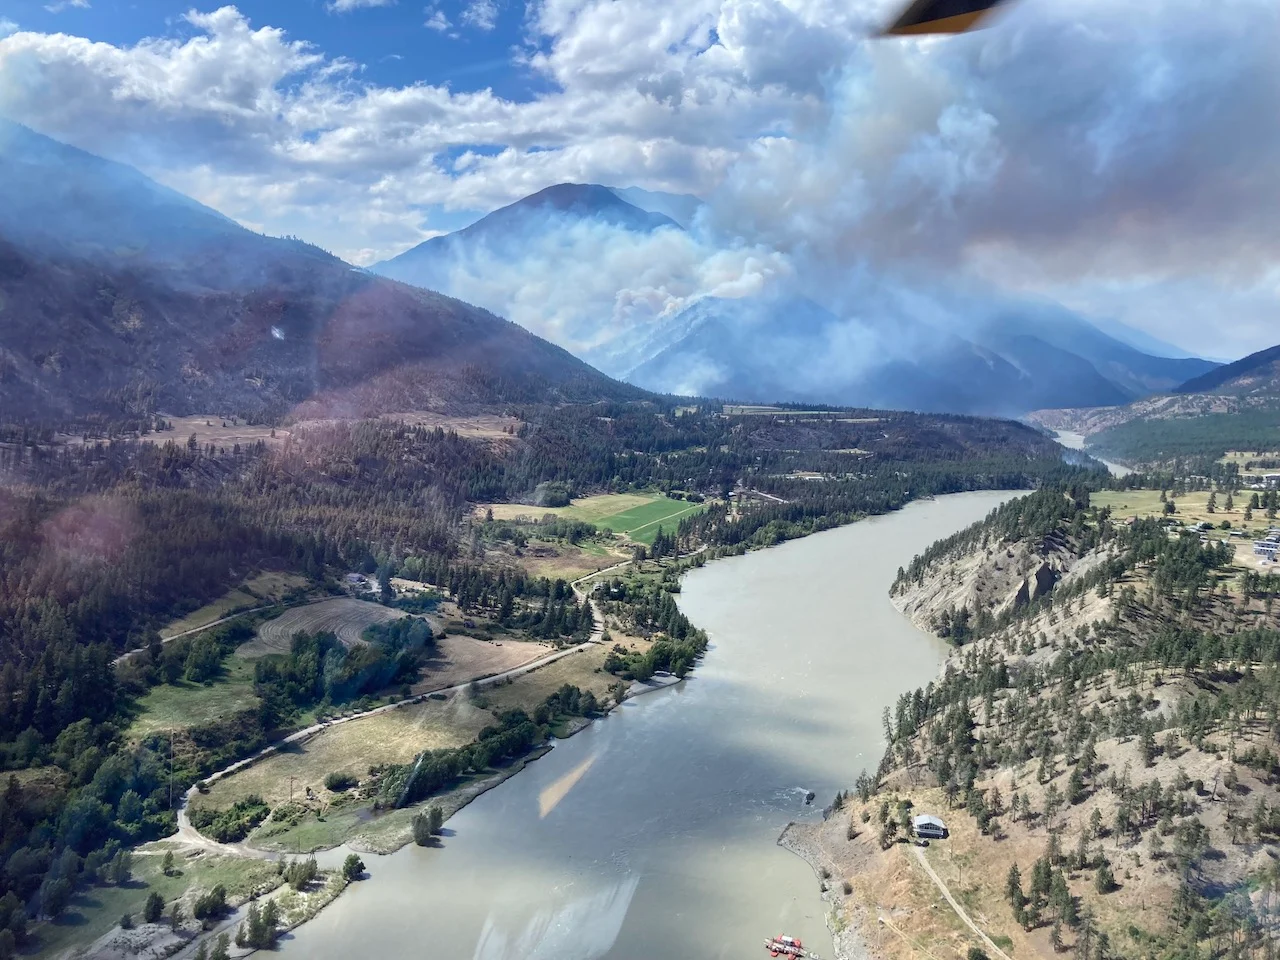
[{"xmin": 777, "ymin": 823, "xmax": 874, "ymax": 960}]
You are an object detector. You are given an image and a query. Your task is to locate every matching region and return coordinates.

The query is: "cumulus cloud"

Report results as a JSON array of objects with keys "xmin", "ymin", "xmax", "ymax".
[
  {"xmin": 0, "ymin": 19, "xmax": 17, "ymax": 38},
  {"xmin": 424, "ymin": 7, "xmax": 452, "ymax": 32},
  {"xmin": 0, "ymin": 0, "xmax": 1276, "ymax": 357}
]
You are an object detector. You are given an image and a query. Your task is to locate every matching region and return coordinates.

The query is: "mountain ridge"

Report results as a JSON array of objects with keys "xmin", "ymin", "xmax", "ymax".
[
  {"xmin": 1175, "ymin": 342, "xmax": 1280, "ymax": 396},
  {"xmin": 0, "ymin": 128, "xmax": 645, "ymax": 422}
]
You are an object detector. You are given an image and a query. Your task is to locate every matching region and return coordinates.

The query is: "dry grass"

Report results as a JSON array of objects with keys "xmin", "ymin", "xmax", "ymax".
[
  {"xmin": 1092, "ymin": 489, "xmax": 1269, "ymax": 534},
  {"xmin": 156, "ymin": 415, "xmax": 287, "ymax": 448},
  {"xmin": 1219, "ymin": 450, "xmax": 1280, "ymax": 477},
  {"xmin": 493, "ymin": 539, "xmax": 628, "ymax": 582},
  {"xmin": 161, "ymin": 571, "xmax": 310, "ymax": 638},
  {"xmin": 377, "ymin": 411, "xmax": 522, "ymax": 439},
  {"xmin": 411, "ymin": 634, "xmax": 552, "ymax": 694},
  {"xmin": 480, "ymin": 644, "xmax": 617, "ymax": 714},
  {"xmin": 478, "ymin": 492, "xmax": 658, "ymax": 523},
  {"xmin": 237, "ymin": 598, "xmax": 406, "ymax": 658},
  {"xmin": 195, "ymin": 695, "xmax": 492, "ymax": 812}
]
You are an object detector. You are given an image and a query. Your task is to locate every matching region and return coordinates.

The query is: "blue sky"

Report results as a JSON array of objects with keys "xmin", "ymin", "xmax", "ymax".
[
  {"xmin": 0, "ymin": 0, "xmax": 1278, "ymax": 360},
  {"xmin": 4, "ymin": 0, "xmax": 542, "ymax": 99}
]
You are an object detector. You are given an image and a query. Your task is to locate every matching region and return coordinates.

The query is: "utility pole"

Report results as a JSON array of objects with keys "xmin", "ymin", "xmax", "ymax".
[
  {"xmin": 288, "ymin": 776, "xmax": 297, "ymax": 804},
  {"xmin": 168, "ymin": 730, "xmax": 174, "ymax": 809}
]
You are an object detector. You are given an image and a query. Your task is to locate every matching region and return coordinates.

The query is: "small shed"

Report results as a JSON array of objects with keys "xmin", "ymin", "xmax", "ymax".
[{"xmin": 912, "ymin": 814, "xmax": 948, "ymax": 840}]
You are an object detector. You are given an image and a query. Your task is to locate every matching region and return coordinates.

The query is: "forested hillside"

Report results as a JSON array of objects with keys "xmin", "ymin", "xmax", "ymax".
[{"xmin": 821, "ymin": 484, "xmax": 1280, "ymax": 960}]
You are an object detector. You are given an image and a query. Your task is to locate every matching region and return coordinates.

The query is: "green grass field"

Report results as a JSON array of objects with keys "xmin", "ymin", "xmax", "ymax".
[
  {"xmin": 484, "ymin": 493, "xmax": 706, "ymax": 545},
  {"xmin": 591, "ymin": 497, "xmax": 706, "ymax": 544},
  {"xmin": 127, "ymin": 658, "xmax": 260, "ymax": 738}
]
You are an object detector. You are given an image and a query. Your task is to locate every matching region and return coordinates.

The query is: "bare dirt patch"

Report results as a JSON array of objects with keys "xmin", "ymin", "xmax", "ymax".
[
  {"xmin": 238, "ymin": 598, "xmax": 407, "ymax": 658},
  {"xmin": 412, "ymin": 635, "xmax": 552, "ymax": 694}
]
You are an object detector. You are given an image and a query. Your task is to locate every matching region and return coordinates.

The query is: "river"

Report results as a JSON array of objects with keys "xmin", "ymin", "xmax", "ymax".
[
  {"xmin": 279, "ymin": 491, "xmax": 1012, "ymax": 960},
  {"xmin": 1054, "ymin": 431, "xmax": 1133, "ymax": 478}
]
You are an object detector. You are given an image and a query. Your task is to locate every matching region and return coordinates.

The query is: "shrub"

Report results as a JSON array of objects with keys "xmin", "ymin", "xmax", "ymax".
[
  {"xmin": 193, "ymin": 885, "xmax": 229, "ymax": 924},
  {"xmin": 324, "ymin": 772, "xmax": 357, "ymax": 792},
  {"xmin": 144, "ymin": 892, "xmax": 164, "ymax": 924}
]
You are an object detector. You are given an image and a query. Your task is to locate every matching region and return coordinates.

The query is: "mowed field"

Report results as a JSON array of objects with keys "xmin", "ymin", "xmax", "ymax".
[
  {"xmin": 481, "ymin": 493, "xmax": 706, "ymax": 545},
  {"xmin": 195, "ymin": 695, "xmax": 493, "ymax": 811},
  {"xmin": 160, "ymin": 571, "xmax": 310, "ymax": 639},
  {"xmin": 237, "ymin": 598, "xmax": 406, "ymax": 658},
  {"xmin": 412, "ymin": 635, "xmax": 552, "ymax": 694}
]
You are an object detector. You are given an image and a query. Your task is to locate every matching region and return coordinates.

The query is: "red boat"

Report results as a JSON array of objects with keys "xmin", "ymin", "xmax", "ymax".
[{"xmin": 764, "ymin": 934, "xmax": 821, "ymax": 958}]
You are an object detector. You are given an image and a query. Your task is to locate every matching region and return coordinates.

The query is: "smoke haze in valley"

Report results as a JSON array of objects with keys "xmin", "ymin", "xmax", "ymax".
[{"xmin": 0, "ymin": 0, "xmax": 1277, "ymax": 377}]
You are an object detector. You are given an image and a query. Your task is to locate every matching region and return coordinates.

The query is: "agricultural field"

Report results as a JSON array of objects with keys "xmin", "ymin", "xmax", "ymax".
[
  {"xmin": 1220, "ymin": 450, "xmax": 1280, "ymax": 476},
  {"xmin": 592, "ymin": 497, "xmax": 706, "ymax": 545},
  {"xmin": 128, "ymin": 658, "xmax": 260, "ymax": 738},
  {"xmin": 413, "ymin": 635, "xmax": 551, "ymax": 694},
  {"xmin": 237, "ymin": 598, "xmax": 407, "ymax": 658},
  {"xmin": 153, "ymin": 415, "xmax": 288, "ymax": 448},
  {"xmin": 194, "ymin": 695, "xmax": 492, "ymax": 813},
  {"xmin": 377, "ymin": 410, "xmax": 521, "ymax": 439},
  {"xmin": 481, "ymin": 493, "xmax": 704, "ymax": 546},
  {"xmin": 160, "ymin": 571, "xmax": 311, "ymax": 639},
  {"xmin": 480, "ymin": 644, "xmax": 615, "ymax": 716}
]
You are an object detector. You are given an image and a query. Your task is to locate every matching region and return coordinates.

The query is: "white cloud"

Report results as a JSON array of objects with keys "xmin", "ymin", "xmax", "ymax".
[
  {"xmin": 0, "ymin": 19, "xmax": 17, "ymax": 38},
  {"xmin": 328, "ymin": 0, "xmax": 395, "ymax": 11},
  {"xmin": 424, "ymin": 7, "xmax": 451, "ymax": 32},
  {"xmin": 0, "ymin": 1, "xmax": 1277, "ymax": 357},
  {"xmin": 460, "ymin": 0, "xmax": 499, "ymax": 30},
  {"xmin": 43, "ymin": 0, "xmax": 89, "ymax": 12}
]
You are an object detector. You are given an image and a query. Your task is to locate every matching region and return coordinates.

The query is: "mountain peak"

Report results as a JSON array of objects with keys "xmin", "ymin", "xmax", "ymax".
[{"xmin": 373, "ymin": 181, "xmax": 679, "ymax": 283}]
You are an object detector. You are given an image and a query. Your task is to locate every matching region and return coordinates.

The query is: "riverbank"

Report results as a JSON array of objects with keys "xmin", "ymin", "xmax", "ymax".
[{"xmin": 778, "ymin": 822, "xmax": 874, "ymax": 960}]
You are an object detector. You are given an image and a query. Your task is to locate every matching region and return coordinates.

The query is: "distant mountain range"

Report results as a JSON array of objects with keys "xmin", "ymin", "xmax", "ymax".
[
  {"xmin": 1023, "ymin": 341, "xmax": 1280, "ymax": 451},
  {"xmin": 1175, "ymin": 342, "xmax": 1280, "ymax": 396},
  {"xmin": 371, "ymin": 181, "xmax": 1219, "ymax": 416},
  {"xmin": 0, "ymin": 122, "xmax": 640, "ymax": 421}
]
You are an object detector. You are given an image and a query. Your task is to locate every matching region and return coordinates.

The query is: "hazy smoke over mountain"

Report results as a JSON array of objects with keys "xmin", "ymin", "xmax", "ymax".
[
  {"xmin": 365, "ymin": 0, "xmax": 1280, "ymax": 399},
  {"xmin": 1, "ymin": 0, "xmax": 1277, "ymax": 378}
]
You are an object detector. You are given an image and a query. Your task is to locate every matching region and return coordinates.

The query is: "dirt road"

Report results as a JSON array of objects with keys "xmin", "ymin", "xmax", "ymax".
[{"xmin": 912, "ymin": 845, "xmax": 1013, "ymax": 960}]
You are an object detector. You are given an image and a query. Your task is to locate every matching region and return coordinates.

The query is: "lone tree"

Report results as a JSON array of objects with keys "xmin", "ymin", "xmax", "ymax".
[
  {"xmin": 144, "ymin": 892, "xmax": 165, "ymax": 924},
  {"xmin": 412, "ymin": 812, "xmax": 433, "ymax": 846},
  {"xmin": 342, "ymin": 853, "xmax": 365, "ymax": 882},
  {"xmin": 1095, "ymin": 862, "xmax": 1117, "ymax": 893}
]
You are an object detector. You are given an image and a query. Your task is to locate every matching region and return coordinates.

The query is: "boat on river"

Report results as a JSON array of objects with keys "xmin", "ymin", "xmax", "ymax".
[{"xmin": 764, "ymin": 934, "xmax": 820, "ymax": 958}]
